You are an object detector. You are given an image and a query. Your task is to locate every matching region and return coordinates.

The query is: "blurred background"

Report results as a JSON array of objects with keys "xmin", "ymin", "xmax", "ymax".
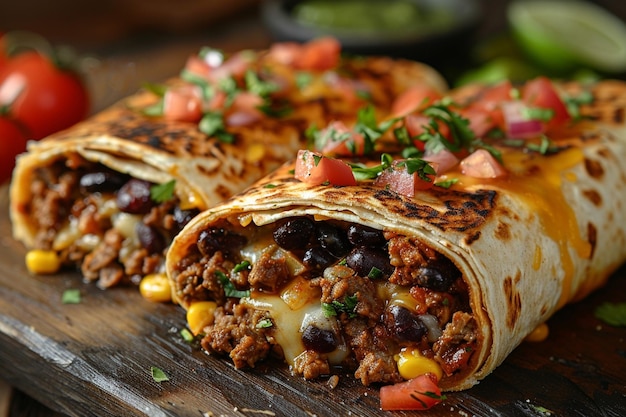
[{"xmin": 1, "ymin": 0, "xmax": 626, "ymax": 113}]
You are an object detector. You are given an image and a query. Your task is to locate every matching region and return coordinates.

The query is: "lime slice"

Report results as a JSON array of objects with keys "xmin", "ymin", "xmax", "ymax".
[{"xmin": 508, "ymin": 0, "xmax": 626, "ymax": 73}]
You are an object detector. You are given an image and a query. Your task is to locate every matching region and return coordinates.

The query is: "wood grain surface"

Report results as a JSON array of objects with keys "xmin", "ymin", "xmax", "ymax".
[{"xmin": 0, "ymin": 183, "xmax": 625, "ymax": 417}]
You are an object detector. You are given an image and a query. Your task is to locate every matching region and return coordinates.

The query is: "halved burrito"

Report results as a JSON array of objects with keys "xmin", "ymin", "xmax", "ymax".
[
  {"xmin": 10, "ymin": 38, "xmax": 446, "ymax": 289},
  {"xmin": 165, "ymin": 77, "xmax": 626, "ymax": 395}
]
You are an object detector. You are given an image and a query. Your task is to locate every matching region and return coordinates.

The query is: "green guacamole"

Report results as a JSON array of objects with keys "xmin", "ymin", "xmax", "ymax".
[{"xmin": 292, "ymin": 0, "xmax": 454, "ymax": 36}]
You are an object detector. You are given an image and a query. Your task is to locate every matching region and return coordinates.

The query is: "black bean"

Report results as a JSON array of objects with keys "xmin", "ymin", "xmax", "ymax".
[
  {"xmin": 301, "ymin": 325, "xmax": 338, "ymax": 353},
  {"xmin": 136, "ymin": 222, "xmax": 166, "ymax": 254},
  {"xmin": 197, "ymin": 228, "xmax": 247, "ymax": 257},
  {"xmin": 116, "ymin": 179, "xmax": 154, "ymax": 214},
  {"xmin": 316, "ymin": 222, "xmax": 350, "ymax": 257},
  {"xmin": 347, "ymin": 224, "xmax": 385, "ymax": 247},
  {"xmin": 416, "ymin": 258, "xmax": 461, "ymax": 292},
  {"xmin": 345, "ymin": 246, "xmax": 393, "ymax": 278},
  {"xmin": 388, "ymin": 305, "xmax": 427, "ymax": 342},
  {"xmin": 273, "ymin": 217, "xmax": 315, "ymax": 250},
  {"xmin": 79, "ymin": 171, "xmax": 128, "ymax": 194},
  {"xmin": 303, "ymin": 246, "xmax": 336, "ymax": 272},
  {"xmin": 173, "ymin": 206, "xmax": 200, "ymax": 232}
]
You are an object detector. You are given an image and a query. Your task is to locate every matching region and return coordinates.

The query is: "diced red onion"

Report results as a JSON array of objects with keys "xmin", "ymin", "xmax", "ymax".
[{"xmin": 502, "ymin": 101, "xmax": 544, "ymax": 138}]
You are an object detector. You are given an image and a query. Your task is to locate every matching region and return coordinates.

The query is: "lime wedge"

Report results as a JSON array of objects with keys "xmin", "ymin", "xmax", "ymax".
[{"xmin": 508, "ymin": 0, "xmax": 626, "ymax": 73}]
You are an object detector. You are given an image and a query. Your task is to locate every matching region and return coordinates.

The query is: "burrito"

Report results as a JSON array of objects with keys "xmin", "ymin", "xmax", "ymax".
[
  {"xmin": 10, "ymin": 38, "xmax": 446, "ymax": 289},
  {"xmin": 165, "ymin": 77, "xmax": 626, "ymax": 397}
]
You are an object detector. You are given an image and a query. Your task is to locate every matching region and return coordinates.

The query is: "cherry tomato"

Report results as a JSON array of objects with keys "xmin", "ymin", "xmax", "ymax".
[
  {"xmin": 522, "ymin": 76, "xmax": 571, "ymax": 131},
  {"xmin": 0, "ymin": 116, "xmax": 28, "ymax": 183},
  {"xmin": 294, "ymin": 149, "xmax": 356, "ymax": 186},
  {"xmin": 380, "ymin": 373, "xmax": 445, "ymax": 411},
  {"xmin": 0, "ymin": 51, "xmax": 89, "ymax": 140}
]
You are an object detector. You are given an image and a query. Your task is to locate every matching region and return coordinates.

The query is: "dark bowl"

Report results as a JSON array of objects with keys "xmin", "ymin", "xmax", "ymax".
[{"xmin": 261, "ymin": 0, "xmax": 483, "ymax": 66}]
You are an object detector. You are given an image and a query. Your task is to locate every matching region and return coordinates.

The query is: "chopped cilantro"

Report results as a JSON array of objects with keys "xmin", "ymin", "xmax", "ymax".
[
  {"xmin": 295, "ymin": 71, "xmax": 313, "ymax": 89},
  {"xmin": 180, "ymin": 328, "xmax": 195, "ymax": 343},
  {"xmin": 216, "ymin": 271, "xmax": 250, "ymax": 298},
  {"xmin": 435, "ymin": 178, "xmax": 458, "ymax": 189},
  {"xmin": 232, "ymin": 260, "xmax": 251, "ymax": 274},
  {"xmin": 264, "ymin": 183, "xmax": 277, "ymax": 189},
  {"xmin": 594, "ymin": 301, "xmax": 626, "ymax": 327},
  {"xmin": 564, "ymin": 90, "xmax": 594, "ymax": 120},
  {"xmin": 150, "ymin": 180, "xmax": 176, "ymax": 203},
  {"xmin": 256, "ymin": 318, "xmax": 273, "ymax": 329},
  {"xmin": 151, "ymin": 366, "xmax": 169, "ymax": 383},
  {"xmin": 199, "ymin": 112, "xmax": 235, "ymax": 143},
  {"xmin": 523, "ymin": 106, "xmax": 555, "ymax": 122},
  {"xmin": 322, "ymin": 295, "xmax": 359, "ymax": 318},
  {"xmin": 61, "ymin": 289, "xmax": 81, "ymax": 304},
  {"xmin": 367, "ymin": 267, "xmax": 383, "ymax": 279},
  {"xmin": 245, "ymin": 70, "xmax": 279, "ymax": 97}
]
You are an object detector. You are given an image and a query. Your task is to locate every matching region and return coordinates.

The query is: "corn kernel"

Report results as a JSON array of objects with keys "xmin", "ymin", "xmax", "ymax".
[
  {"xmin": 186, "ymin": 301, "xmax": 218, "ymax": 335},
  {"xmin": 25, "ymin": 250, "xmax": 61, "ymax": 275},
  {"xmin": 245, "ymin": 143, "xmax": 265, "ymax": 164},
  {"xmin": 524, "ymin": 322, "xmax": 549, "ymax": 342},
  {"xmin": 396, "ymin": 348, "xmax": 443, "ymax": 381},
  {"xmin": 139, "ymin": 273, "xmax": 172, "ymax": 303}
]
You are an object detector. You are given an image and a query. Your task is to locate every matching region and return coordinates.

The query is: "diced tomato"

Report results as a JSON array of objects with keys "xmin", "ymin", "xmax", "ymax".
[
  {"xmin": 266, "ymin": 41, "xmax": 302, "ymax": 66},
  {"xmin": 225, "ymin": 91, "xmax": 265, "ymax": 126},
  {"xmin": 208, "ymin": 51, "xmax": 253, "ymax": 83},
  {"xmin": 404, "ymin": 115, "xmax": 450, "ymax": 151},
  {"xmin": 422, "ymin": 149, "xmax": 459, "ymax": 175},
  {"xmin": 390, "ymin": 85, "xmax": 442, "ymax": 118},
  {"xmin": 380, "ymin": 373, "xmax": 445, "ymax": 411},
  {"xmin": 162, "ymin": 84, "xmax": 204, "ymax": 123},
  {"xmin": 183, "ymin": 55, "xmax": 213, "ymax": 79},
  {"xmin": 458, "ymin": 107, "xmax": 495, "ymax": 138},
  {"xmin": 460, "ymin": 149, "xmax": 507, "ymax": 179},
  {"xmin": 522, "ymin": 76, "xmax": 571, "ymax": 131},
  {"xmin": 374, "ymin": 160, "xmax": 436, "ymax": 197},
  {"xmin": 316, "ymin": 120, "xmax": 366, "ymax": 156},
  {"xmin": 464, "ymin": 80, "xmax": 515, "ymax": 132},
  {"xmin": 295, "ymin": 37, "xmax": 341, "ymax": 71},
  {"xmin": 294, "ymin": 149, "xmax": 356, "ymax": 186}
]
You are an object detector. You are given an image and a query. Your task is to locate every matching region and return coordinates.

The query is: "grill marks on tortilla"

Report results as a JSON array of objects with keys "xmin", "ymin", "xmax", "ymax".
[{"xmin": 503, "ymin": 272, "xmax": 522, "ymax": 330}]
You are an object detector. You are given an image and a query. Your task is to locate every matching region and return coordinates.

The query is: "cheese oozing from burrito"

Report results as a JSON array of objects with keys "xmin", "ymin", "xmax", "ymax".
[
  {"xmin": 166, "ymin": 78, "xmax": 626, "ymax": 391},
  {"xmin": 10, "ymin": 38, "xmax": 447, "ymax": 289}
]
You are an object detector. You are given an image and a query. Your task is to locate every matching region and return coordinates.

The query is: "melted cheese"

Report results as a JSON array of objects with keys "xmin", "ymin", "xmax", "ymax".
[{"xmin": 453, "ymin": 146, "xmax": 592, "ymax": 308}]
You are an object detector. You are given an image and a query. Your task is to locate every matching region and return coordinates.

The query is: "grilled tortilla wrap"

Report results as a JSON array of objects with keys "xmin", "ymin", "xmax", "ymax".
[
  {"xmin": 10, "ymin": 42, "xmax": 446, "ymax": 288},
  {"xmin": 165, "ymin": 79, "xmax": 626, "ymax": 391}
]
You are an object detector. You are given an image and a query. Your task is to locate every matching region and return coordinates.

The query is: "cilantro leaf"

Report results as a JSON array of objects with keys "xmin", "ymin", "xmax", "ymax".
[
  {"xmin": 151, "ymin": 366, "xmax": 169, "ymax": 383},
  {"xmin": 199, "ymin": 112, "xmax": 235, "ymax": 143},
  {"xmin": 61, "ymin": 289, "xmax": 81, "ymax": 304},
  {"xmin": 594, "ymin": 302, "xmax": 626, "ymax": 327},
  {"xmin": 322, "ymin": 295, "xmax": 359, "ymax": 318},
  {"xmin": 150, "ymin": 180, "xmax": 176, "ymax": 203},
  {"xmin": 216, "ymin": 271, "xmax": 250, "ymax": 298}
]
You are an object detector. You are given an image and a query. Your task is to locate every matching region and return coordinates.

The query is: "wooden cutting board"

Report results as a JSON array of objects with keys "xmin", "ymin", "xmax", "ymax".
[{"xmin": 0, "ymin": 184, "xmax": 625, "ymax": 417}]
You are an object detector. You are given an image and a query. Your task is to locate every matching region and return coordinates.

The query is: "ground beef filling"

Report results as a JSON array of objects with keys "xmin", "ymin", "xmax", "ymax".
[
  {"xmin": 174, "ymin": 216, "xmax": 478, "ymax": 386},
  {"xmin": 28, "ymin": 159, "xmax": 198, "ymax": 287}
]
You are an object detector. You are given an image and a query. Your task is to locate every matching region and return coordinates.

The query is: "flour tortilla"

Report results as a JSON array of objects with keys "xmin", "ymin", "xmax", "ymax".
[
  {"xmin": 10, "ymin": 53, "xmax": 446, "ymax": 252},
  {"xmin": 166, "ymin": 79, "xmax": 626, "ymax": 391}
]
